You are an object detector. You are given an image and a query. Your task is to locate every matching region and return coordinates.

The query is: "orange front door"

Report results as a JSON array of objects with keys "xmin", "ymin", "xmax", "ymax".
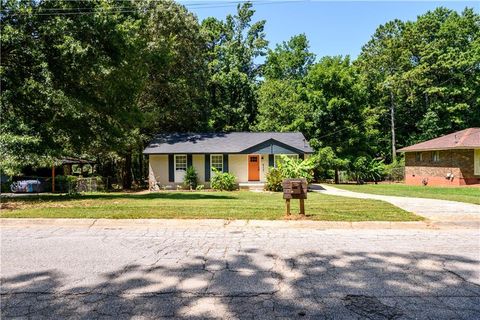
[{"xmin": 248, "ymin": 155, "xmax": 260, "ymax": 181}]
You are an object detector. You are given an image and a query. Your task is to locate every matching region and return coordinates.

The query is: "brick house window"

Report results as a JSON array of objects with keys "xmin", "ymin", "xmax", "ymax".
[
  {"xmin": 415, "ymin": 152, "xmax": 423, "ymax": 162},
  {"xmin": 475, "ymin": 150, "xmax": 480, "ymax": 175},
  {"xmin": 431, "ymin": 151, "xmax": 440, "ymax": 162}
]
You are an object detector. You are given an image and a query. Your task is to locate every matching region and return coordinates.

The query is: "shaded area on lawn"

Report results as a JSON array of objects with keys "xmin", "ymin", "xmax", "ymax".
[
  {"xmin": 0, "ymin": 191, "xmax": 423, "ymax": 221},
  {"xmin": 1, "ymin": 250, "xmax": 479, "ymax": 318},
  {"xmin": 333, "ymin": 184, "xmax": 480, "ymax": 205},
  {"xmin": 1, "ymin": 192, "xmax": 237, "ymax": 202}
]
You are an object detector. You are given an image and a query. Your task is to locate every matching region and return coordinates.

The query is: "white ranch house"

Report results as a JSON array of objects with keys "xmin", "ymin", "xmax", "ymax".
[{"xmin": 143, "ymin": 132, "xmax": 314, "ymax": 189}]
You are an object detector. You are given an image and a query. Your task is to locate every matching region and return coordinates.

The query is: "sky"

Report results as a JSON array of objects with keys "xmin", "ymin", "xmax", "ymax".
[{"xmin": 182, "ymin": 0, "xmax": 479, "ymax": 59}]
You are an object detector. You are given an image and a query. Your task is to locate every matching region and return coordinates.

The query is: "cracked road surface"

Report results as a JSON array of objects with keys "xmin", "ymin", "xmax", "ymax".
[{"xmin": 1, "ymin": 223, "xmax": 479, "ymax": 319}]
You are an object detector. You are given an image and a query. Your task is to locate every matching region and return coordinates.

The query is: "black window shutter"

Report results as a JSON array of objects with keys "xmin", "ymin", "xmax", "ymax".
[
  {"xmin": 269, "ymin": 154, "xmax": 275, "ymax": 167},
  {"xmin": 223, "ymin": 154, "xmax": 229, "ymax": 172},
  {"xmin": 168, "ymin": 154, "xmax": 174, "ymax": 182},
  {"xmin": 205, "ymin": 154, "xmax": 210, "ymax": 182},
  {"xmin": 299, "ymin": 154, "xmax": 304, "ymax": 160},
  {"xmin": 187, "ymin": 154, "xmax": 192, "ymax": 167}
]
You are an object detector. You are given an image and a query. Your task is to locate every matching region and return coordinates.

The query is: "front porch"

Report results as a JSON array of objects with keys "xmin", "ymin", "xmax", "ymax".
[{"xmin": 238, "ymin": 181, "xmax": 265, "ymax": 191}]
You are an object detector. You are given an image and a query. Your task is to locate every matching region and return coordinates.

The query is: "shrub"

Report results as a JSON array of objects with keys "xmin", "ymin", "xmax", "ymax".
[
  {"xmin": 265, "ymin": 167, "xmax": 283, "ymax": 191},
  {"xmin": 276, "ymin": 155, "xmax": 316, "ymax": 182},
  {"xmin": 349, "ymin": 157, "xmax": 386, "ymax": 183},
  {"xmin": 54, "ymin": 175, "xmax": 78, "ymax": 193},
  {"xmin": 195, "ymin": 184, "xmax": 205, "ymax": 191},
  {"xmin": 183, "ymin": 166, "xmax": 198, "ymax": 190},
  {"xmin": 211, "ymin": 168, "xmax": 237, "ymax": 191},
  {"xmin": 384, "ymin": 158, "xmax": 405, "ymax": 182}
]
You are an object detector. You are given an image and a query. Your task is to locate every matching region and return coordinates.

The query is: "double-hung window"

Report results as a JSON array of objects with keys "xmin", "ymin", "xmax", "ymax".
[
  {"xmin": 274, "ymin": 154, "xmax": 299, "ymax": 168},
  {"xmin": 175, "ymin": 155, "xmax": 187, "ymax": 172},
  {"xmin": 211, "ymin": 154, "xmax": 223, "ymax": 175},
  {"xmin": 431, "ymin": 151, "xmax": 440, "ymax": 162}
]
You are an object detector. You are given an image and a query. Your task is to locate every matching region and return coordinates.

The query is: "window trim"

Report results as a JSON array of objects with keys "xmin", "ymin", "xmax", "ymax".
[
  {"xmin": 274, "ymin": 154, "xmax": 299, "ymax": 168},
  {"xmin": 210, "ymin": 154, "xmax": 223, "ymax": 175},
  {"xmin": 174, "ymin": 154, "xmax": 187, "ymax": 172},
  {"xmin": 415, "ymin": 152, "xmax": 423, "ymax": 162}
]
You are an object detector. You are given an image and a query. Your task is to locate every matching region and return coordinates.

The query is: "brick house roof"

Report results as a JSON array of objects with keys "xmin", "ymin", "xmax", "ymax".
[{"xmin": 398, "ymin": 128, "xmax": 480, "ymax": 152}]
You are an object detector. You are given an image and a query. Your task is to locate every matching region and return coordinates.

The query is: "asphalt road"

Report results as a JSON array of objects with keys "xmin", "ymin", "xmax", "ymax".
[{"xmin": 1, "ymin": 221, "xmax": 479, "ymax": 319}]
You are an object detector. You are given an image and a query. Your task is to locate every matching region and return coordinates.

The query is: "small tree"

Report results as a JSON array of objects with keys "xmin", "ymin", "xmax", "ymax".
[
  {"xmin": 315, "ymin": 147, "xmax": 350, "ymax": 183},
  {"xmin": 183, "ymin": 166, "xmax": 198, "ymax": 190}
]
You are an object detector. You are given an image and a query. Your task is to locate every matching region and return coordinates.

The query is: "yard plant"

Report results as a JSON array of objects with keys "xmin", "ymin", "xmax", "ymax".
[
  {"xmin": 183, "ymin": 166, "xmax": 198, "ymax": 190},
  {"xmin": 210, "ymin": 168, "xmax": 237, "ymax": 191}
]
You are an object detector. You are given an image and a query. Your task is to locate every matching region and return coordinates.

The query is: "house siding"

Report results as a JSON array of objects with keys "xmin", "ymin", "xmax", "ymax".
[
  {"xmin": 148, "ymin": 152, "xmax": 309, "ymax": 188},
  {"xmin": 228, "ymin": 154, "xmax": 248, "ymax": 183},
  {"xmin": 193, "ymin": 154, "xmax": 205, "ymax": 183},
  {"xmin": 148, "ymin": 155, "xmax": 169, "ymax": 189},
  {"xmin": 404, "ymin": 149, "xmax": 480, "ymax": 186}
]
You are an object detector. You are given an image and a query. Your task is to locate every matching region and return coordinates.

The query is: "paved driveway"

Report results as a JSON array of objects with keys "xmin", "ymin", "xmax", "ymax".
[
  {"xmin": 312, "ymin": 184, "xmax": 480, "ymax": 227},
  {"xmin": 1, "ymin": 221, "xmax": 479, "ymax": 319}
]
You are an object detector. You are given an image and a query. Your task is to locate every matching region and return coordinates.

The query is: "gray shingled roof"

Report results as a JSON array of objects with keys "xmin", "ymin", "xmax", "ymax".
[{"xmin": 143, "ymin": 132, "xmax": 314, "ymax": 154}]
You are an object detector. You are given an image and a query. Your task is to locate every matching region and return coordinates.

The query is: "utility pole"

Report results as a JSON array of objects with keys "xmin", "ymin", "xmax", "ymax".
[{"xmin": 390, "ymin": 89, "xmax": 396, "ymax": 162}]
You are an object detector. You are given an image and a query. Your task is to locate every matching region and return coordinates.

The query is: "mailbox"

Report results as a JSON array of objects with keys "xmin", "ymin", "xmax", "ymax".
[
  {"xmin": 282, "ymin": 178, "xmax": 307, "ymax": 216},
  {"xmin": 282, "ymin": 178, "xmax": 307, "ymax": 199}
]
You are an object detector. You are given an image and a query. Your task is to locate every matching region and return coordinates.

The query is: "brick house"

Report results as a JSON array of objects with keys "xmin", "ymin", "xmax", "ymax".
[{"xmin": 398, "ymin": 128, "xmax": 480, "ymax": 186}]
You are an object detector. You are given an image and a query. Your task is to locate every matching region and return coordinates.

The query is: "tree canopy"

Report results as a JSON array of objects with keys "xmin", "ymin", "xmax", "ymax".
[{"xmin": 1, "ymin": 1, "xmax": 479, "ymax": 185}]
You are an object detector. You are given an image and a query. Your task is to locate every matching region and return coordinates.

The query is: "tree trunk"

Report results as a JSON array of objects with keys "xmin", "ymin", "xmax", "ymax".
[
  {"xmin": 334, "ymin": 169, "xmax": 339, "ymax": 184},
  {"xmin": 138, "ymin": 146, "xmax": 144, "ymax": 186},
  {"xmin": 123, "ymin": 152, "xmax": 132, "ymax": 190},
  {"xmin": 390, "ymin": 90, "xmax": 396, "ymax": 162}
]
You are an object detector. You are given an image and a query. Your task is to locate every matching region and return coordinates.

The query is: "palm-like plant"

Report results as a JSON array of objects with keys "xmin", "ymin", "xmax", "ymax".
[{"xmin": 276, "ymin": 155, "xmax": 316, "ymax": 182}]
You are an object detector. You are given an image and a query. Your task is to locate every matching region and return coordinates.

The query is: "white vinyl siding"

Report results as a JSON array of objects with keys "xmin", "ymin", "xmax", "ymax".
[
  {"xmin": 274, "ymin": 154, "xmax": 299, "ymax": 168},
  {"xmin": 475, "ymin": 150, "xmax": 480, "ymax": 175}
]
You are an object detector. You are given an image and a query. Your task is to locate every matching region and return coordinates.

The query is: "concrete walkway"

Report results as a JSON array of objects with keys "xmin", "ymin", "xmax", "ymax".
[{"xmin": 312, "ymin": 184, "xmax": 480, "ymax": 228}]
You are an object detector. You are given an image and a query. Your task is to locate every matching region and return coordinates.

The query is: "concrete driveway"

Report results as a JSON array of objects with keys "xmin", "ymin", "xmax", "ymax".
[
  {"xmin": 312, "ymin": 184, "xmax": 480, "ymax": 228},
  {"xmin": 1, "ymin": 220, "xmax": 479, "ymax": 319}
]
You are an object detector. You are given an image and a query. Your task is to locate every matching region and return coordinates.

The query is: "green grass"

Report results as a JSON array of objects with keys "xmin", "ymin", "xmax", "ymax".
[
  {"xmin": 333, "ymin": 184, "xmax": 480, "ymax": 205},
  {"xmin": 0, "ymin": 191, "xmax": 422, "ymax": 221}
]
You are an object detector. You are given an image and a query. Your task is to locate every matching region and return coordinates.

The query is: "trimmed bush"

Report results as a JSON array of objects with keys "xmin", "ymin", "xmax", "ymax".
[
  {"xmin": 183, "ymin": 166, "xmax": 198, "ymax": 190},
  {"xmin": 265, "ymin": 167, "xmax": 283, "ymax": 191},
  {"xmin": 211, "ymin": 168, "xmax": 237, "ymax": 191}
]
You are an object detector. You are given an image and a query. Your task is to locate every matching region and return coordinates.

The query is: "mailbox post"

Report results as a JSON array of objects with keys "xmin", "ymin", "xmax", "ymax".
[{"xmin": 282, "ymin": 178, "xmax": 307, "ymax": 216}]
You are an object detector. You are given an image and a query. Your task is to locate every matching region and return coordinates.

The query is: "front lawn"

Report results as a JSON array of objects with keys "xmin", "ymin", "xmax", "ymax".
[
  {"xmin": 0, "ymin": 191, "xmax": 422, "ymax": 221},
  {"xmin": 333, "ymin": 184, "xmax": 480, "ymax": 205}
]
